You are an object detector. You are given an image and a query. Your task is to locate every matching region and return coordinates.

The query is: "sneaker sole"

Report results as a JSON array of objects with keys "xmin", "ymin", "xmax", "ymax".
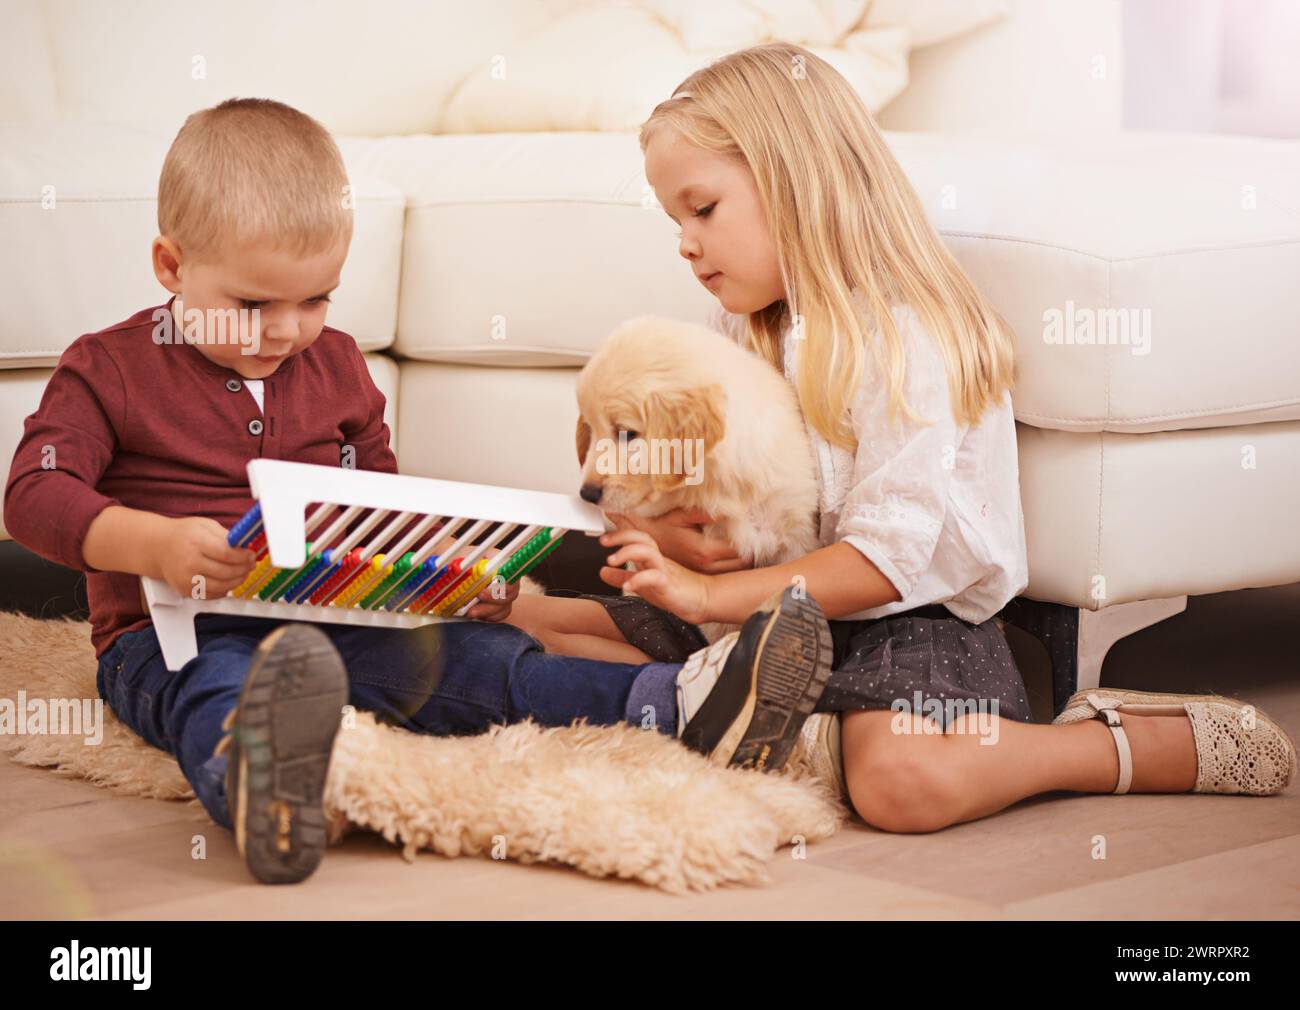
[
  {"xmin": 232, "ymin": 624, "xmax": 348, "ymax": 884},
  {"xmin": 715, "ymin": 590, "xmax": 834, "ymax": 772}
]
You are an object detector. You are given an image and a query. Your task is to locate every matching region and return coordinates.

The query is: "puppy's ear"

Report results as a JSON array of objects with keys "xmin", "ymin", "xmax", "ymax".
[
  {"xmin": 644, "ymin": 385, "xmax": 726, "ymax": 492},
  {"xmin": 575, "ymin": 416, "xmax": 593, "ymax": 465}
]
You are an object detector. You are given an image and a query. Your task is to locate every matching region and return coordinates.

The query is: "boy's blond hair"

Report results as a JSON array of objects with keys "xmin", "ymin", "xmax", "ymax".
[
  {"xmin": 158, "ymin": 97, "xmax": 352, "ymax": 263},
  {"xmin": 640, "ymin": 44, "xmax": 1017, "ymax": 448}
]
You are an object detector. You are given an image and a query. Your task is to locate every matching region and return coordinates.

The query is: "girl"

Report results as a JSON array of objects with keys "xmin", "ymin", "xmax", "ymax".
[{"xmin": 508, "ymin": 43, "xmax": 1295, "ymax": 831}]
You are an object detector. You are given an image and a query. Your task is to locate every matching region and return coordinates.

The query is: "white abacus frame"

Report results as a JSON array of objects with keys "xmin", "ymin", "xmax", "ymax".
[{"xmin": 142, "ymin": 458, "xmax": 606, "ymax": 670}]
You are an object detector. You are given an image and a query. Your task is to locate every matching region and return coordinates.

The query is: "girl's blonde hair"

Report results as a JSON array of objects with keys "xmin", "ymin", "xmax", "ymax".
[
  {"xmin": 639, "ymin": 43, "xmax": 1016, "ymax": 448},
  {"xmin": 158, "ymin": 98, "xmax": 352, "ymax": 263}
]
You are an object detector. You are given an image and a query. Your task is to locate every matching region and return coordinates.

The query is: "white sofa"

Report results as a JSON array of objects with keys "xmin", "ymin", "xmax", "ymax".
[{"xmin": 3, "ymin": 1, "xmax": 1298, "ymax": 712}]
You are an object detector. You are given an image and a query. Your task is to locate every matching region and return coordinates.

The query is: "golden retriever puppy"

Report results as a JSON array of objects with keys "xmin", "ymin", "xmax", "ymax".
[{"xmin": 574, "ymin": 316, "xmax": 819, "ymax": 639}]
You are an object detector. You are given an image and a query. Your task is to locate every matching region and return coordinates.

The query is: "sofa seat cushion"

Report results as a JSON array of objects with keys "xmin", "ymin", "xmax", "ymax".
[
  {"xmin": 344, "ymin": 129, "xmax": 1300, "ymax": 434},
  {"xmin": 0, "ymin": 123, "xmax": 406, "ymax": 369}
]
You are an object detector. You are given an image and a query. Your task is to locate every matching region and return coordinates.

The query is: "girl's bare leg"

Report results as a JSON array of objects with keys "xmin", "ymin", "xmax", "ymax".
[
  {"xmin": 506, "ymin": 593, "xmax": 655, "ymax": 663},
  {"xmin": 840, "ymin": 708, "xmax": 1198, "ymax": 833}
]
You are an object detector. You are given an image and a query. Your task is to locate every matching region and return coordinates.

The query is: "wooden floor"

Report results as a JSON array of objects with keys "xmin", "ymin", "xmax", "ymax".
[{"xmin": 3, "ymin": 583, "xmax": 1297, "ymax": 920}]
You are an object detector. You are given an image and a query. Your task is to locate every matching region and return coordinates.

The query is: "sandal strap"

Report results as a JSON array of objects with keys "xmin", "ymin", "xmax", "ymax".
[{"xmin": 1087, "ymin": 693, "xmax": 1133, "ymax": 794}]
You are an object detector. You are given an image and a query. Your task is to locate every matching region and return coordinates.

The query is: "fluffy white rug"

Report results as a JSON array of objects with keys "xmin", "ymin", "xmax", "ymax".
[{"xmin": 0, "ymin": 609, "xmax": 843, "ymax": 892}]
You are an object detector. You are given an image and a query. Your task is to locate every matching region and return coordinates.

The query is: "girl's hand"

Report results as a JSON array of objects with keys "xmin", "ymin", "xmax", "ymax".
[
  {"xmin": 158, "ymin": 517, "xmax": 256, "ymax": 599},
  {"xmin": 464, "ymin": 547, "xmax": 521, "ymax": 621},
  {"xmin": 605, "ymin": 508, "xmax": 750, "ymax": 574},
  {"xmin": 599, "ymin": 525, "xmax": 711, "ymax": 626},
  {"xmin": 464, "ymin": 578, "xmax": 520, "ymax": 622}
]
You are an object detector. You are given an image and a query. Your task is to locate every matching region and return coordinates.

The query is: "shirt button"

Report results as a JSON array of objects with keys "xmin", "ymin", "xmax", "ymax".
[
  {"xmin": 226, "ymin": 378, "xmax": 242, "ymax": 392},
  {"xmin": 248, "ymin": 418, "xmax": 264, "ymax": 436}
]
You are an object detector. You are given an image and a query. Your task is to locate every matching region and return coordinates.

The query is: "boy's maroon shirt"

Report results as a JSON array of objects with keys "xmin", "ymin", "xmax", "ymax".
[{"xmin": 3, "ymin": 298, "xmax": 398, "ymax": 658}]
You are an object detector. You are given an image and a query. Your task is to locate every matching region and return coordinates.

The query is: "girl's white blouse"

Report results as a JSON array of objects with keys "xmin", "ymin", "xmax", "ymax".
[{"xmin": 709, "ymin": 302, "xmax": 1029, "ymax": 624}]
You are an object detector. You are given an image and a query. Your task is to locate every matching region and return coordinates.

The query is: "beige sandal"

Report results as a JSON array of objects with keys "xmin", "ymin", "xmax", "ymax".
[{"xmin": 1053, "ymin": 688, "xmax": 1296, "ymax": 796}]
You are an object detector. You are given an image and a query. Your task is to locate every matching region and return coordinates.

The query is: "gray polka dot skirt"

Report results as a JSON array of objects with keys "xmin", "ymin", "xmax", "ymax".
[{"xmin": 546, "ymin": 591, "xmax": 1032, "ymax": 726}]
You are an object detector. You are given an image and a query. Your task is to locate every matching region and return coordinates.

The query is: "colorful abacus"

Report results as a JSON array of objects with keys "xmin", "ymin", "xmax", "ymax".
[{"xmin": 141, "ymin": 458, "xmax": 606, "ymax": 670}]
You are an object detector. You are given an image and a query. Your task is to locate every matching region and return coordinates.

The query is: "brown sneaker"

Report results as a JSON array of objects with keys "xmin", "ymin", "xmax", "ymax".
[
  {"xmin": 678, "ymin": 586, "xmax": 833, "ymax": 772},
  {"xmin": 213, "ymin": 623, "xmax": 348, "ymax": 883}
]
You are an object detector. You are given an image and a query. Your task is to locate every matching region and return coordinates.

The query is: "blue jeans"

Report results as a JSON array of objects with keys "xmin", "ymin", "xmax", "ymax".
[{"xmin": 95, "ymin": 614, "xmax": 682, "ymax": 830}]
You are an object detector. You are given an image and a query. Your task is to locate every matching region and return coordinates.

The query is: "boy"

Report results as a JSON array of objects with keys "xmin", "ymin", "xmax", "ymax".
[{"xmin": 3, "ymin": 98, "xmax": 832, "ymax": 885}]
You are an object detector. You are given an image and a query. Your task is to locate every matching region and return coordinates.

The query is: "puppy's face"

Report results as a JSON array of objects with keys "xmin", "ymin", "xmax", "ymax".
[{"xmin": 576, "ymin": 337, "xmax": 725, "ymax": 516}]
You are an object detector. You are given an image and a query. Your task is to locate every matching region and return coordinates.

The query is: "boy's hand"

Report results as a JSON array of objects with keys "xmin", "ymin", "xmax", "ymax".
[
  {"xmin": 605, "ymin": 508, "xmax": 750, "ymax": 574},
  {"xmin": 158, "ymin": 517, "xmax": 257, "ymax": 600},
  {"xmin": 599, "ymin": 523, "xmax": 711, "ymax": 626}
]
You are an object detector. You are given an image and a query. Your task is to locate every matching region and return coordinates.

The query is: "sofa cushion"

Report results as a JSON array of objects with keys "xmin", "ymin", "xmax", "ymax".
[
  {"xmin": 14, "ymin": 0, "xmax": 558, "ymax": 137},
  {"xmin": 896, "ymin": 131, "xmax": 1300, "ymax": 434},
  {"xmin": 438, "ymin": 2, "xmax": 915, "ymax": 133},
  {"xmin": 347, "ymin": 129, "xmax": 1300, "ymax": 434},
  {"xmin": 0, "ymin": 123, "xmax": 406, "ymax": 369},
  {"xmin": 339, "ymin": 132, "xmax": 718, "ymax": 368}
]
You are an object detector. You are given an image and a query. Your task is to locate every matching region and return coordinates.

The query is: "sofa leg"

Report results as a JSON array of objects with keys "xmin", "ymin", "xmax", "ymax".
[
  {"xmin": 1076, "ymin": 595, "xmax": 1188, "ymax": 694},
  {"xmin": 996, "ymin": 595, "xmax": 1188, "ymax": 717}
]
